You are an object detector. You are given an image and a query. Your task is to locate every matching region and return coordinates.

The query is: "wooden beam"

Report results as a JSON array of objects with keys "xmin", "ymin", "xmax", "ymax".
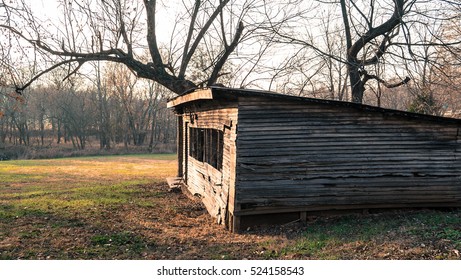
[{"xmin": 167, "ymin": 88, "xmax": 213, "ymax": 108}]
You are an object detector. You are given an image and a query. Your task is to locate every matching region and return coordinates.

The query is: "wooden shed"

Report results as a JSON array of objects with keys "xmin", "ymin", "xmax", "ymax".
[{"xmin": 167, "ymin": 87, "xmax": 461, "ymax": 232}]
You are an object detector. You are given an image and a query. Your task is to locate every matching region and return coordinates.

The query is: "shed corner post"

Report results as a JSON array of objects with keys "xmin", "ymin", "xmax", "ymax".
[
  {"xmin": 231, "ymin": 215, "xmax": 241, "ymax": 233},
  {"xmin": 177, "ymin": 115, "xmax": 184, "ymax": 178}
]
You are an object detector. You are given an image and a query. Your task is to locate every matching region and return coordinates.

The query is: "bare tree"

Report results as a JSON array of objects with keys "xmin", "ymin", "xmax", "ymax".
[
  {"xmin": 268, "ymin": 0, "xmax": 461, "ymax": 104},
  {"xmin": 405, "ymin": 18, "xmax": 461, "ymax": 116},
  {"xmin": 0, "ymin": 0, "xmax": 262, "ymax": 95},
  {"xmin": 93, "ymin": 61, "xmax": 112, "ymax": 149}
]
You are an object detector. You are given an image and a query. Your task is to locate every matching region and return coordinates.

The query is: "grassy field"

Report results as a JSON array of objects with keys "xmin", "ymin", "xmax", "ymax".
[{"xmin": 1, "ymin": 154, "xmax": 461, "ymax": 260}]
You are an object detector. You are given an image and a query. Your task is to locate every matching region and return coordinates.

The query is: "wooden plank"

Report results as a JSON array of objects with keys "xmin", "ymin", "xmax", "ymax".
[
  {"xmin": 237, "ymin": 155, "xmax": 460, "ymax": 165},
  {"xmin": 166, "ymin": 177, "xmax": 183, "ymax": 191},
  {"xmin": 236, "ymin": 168, "xmax": 461, "ymax": 178},
  {"xmin": 238, "ymin": 186, "xmax": 461, "ymax": 196},
  {"xmin": 237, "ymin": 149, "xmax": 459, "ymax": 159},
  {"xmin": 236, "ymin": 176, "xmax": 461, "ymax": 187},
  {"xmin": 167, "ymin": 88, "xmax": 213, "ymax": 108},
  {"xmin": 235, "ymin": 196, "xmax": 461, "ymax": 208},
  {"xmin": 233, "ymin": 202, "xmax": 461, "ymax": 216}
]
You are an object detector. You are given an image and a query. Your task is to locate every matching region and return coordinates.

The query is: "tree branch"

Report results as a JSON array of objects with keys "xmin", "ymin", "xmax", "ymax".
[
  {"xmin": 207, "ymin": 21, "xmax": 244, "ymax": 86},
  {"xmin": 15, "ymin": 59, "xmax": 85, "ymax": 94},
  {"xmin": 361, "ymin": 70, "xmax": 411, "ymax": 88},
  {"xmin": 180, "ymin": 0, "xmax": 231, "ymax": 79},
  {"xmin": 349, "ymin": 0, "xmax": 404, "ymax": 59},
  {"xmin": 179, "ymin": 0, "xmax": 201, "ymax": 79}
]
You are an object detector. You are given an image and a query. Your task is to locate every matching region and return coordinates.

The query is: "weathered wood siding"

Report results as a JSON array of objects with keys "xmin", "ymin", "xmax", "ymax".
[
  {"xmin": 180, "ymin": 101, "xmax": 238, "ymax": 226},
  {"xmin": 235, "ymin": 96, "xmax": 461, "ymax": 217},
  {"xmin": 170, "ymin": 88, "xmax": 461, "ymax": 232}
]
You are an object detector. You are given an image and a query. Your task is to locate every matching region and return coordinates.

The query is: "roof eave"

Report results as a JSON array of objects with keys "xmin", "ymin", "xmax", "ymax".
[{"xmin": 166, "ymin": 88, "xmax": 213, "ymax": 108}]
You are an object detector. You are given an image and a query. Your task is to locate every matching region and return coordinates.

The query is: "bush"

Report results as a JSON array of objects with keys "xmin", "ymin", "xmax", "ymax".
[{"xmin": 0, "ymin": 154, "xmax": 10, "ymax": 161}]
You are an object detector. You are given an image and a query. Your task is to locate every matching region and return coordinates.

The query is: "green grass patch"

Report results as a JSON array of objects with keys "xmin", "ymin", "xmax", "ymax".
[
  {"xmin": 87, "ymin": 231, "xmax": 156, "ymax": 259},
  {"xmin": 300, "ymin": 214, "xmax": 400, "ymax": 242},
  {"xmin": 1, "ymin": 183, "xmax": 149, "ymax": 216},
  {"xmin": 0, "ymin": 204, "xmax": 49, "ymax": 221},
  {"xmin": 0, "ymin": 154, "xmax": 175, "ymax": 259},
  {"xmin": 408, "ymin": 211, "xmax": 461, "ymax": 249},
  {"xmin": 280, "ymin": 210, "xmax": 461, "ymax": 258}
]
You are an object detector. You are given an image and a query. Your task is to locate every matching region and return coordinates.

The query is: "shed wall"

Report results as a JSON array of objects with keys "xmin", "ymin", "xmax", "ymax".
[
  {"xmin": 180, "ymin": 101, "xmax": 238, "ymax": 227},
  {"xmin": 235, "ymin": 96, "xmax": 461, "ymax": 218}
]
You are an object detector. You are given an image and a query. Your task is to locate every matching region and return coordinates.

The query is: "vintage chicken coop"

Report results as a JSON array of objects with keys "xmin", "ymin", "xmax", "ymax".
[{"xmin": 167, "ymin": 87, "xmax": 461, "ymax": 232}]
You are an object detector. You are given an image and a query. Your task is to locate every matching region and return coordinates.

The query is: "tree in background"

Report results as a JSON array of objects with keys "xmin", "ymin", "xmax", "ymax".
[
  {"xmin": 103, "ymin": 62, "xmax": 172, "ymax": 147},
  {"xmin": 408, "ymin": 18, "xmax": 461, "ymax": 116},
  {"xmin": 267, "ymin": 0, "xmax": 461, "ymax": 104},
  {"xmin": 0, "ymin": 65, "xmax": 177, "ymax": 158}
]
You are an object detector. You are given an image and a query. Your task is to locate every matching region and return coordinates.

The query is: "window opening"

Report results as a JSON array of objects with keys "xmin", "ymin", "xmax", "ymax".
[{"xmin": 189, "ymin": 127, "xmax": 224, "ymax": 171}]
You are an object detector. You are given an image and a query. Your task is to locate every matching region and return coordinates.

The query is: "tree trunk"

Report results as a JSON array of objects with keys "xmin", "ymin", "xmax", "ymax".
[{"xmin": 349, "ymin": 65, "xmax": 364, "ymax": 103}]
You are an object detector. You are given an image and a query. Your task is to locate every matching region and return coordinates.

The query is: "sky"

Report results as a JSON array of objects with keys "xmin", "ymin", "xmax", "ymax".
[
  {"xmin": 29, "ymin": 0, "xmax": 59, "ymax": 20},
  {"xmin": 26, "ymin": 0, "xmax": 174, "ymax": 43}
]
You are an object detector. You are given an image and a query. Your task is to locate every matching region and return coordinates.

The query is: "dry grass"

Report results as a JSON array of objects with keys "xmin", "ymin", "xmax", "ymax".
[{"xmin": 1, "ymin": 154, "xmax": 461, "ymax": 260}]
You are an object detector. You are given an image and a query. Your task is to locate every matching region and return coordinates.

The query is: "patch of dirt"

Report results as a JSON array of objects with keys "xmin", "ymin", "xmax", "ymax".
[{"xmin": 113, "ymin": 183, "xmax": 282, "ymax": 259}]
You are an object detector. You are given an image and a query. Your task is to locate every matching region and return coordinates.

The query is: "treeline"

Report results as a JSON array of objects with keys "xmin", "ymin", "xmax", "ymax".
[{"xmin": 0, "ymin": 64, "xmax": 177, "ymax": 159}]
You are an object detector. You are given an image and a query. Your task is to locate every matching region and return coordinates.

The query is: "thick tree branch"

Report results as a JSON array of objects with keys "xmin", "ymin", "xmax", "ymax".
[
  {"xmin": 2, "ymin": 0, "xmax": 201, "ymax": 95},
  {"xmin": 1, "ymin": 23, "xmax": 196, "ymax": 94},
  {"xmin": 180, "ymin": 0, "xmax": 231, "ymax": 80},
  {"xmin": 340, "ymin": 0, "xmax": 353, "ymax": 51},
  {"xmin": 143, "ymin": 0, "xmax": 196, "ymax": 93},
  {"xmin": 361, "ymin": 31, "xmax": 397, "ymax": 66},
  {"xmin": 179, "ymin": 0, "xmax": 201, "ymax": 79},
  {"xmin": 143, "ymin": 0, "xmax": 164, "ymax": 69},
  {"xmin": 207, "ymin": 21, "xmax": 244, "ymax": 86},
  {"xmin": 349, "ymin": 0, "xmax": 404, "ymax": 60},
  {"xmin": 219, "ymin": 0, "xmax": 229, "ymax": 48}
]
